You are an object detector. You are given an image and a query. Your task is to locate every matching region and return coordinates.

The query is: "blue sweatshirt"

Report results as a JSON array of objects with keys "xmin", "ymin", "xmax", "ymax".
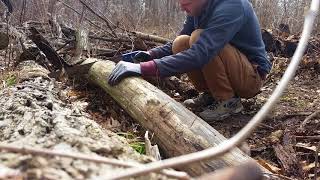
[{"xmin": 141, "ymin": 0, "xmax": 271, "ymax": 77}]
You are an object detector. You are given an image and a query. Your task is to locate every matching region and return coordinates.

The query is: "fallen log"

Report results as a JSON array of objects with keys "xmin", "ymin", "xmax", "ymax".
[{"xmin": 87, "ymin": 59, "xmax": 265, "ymax": 176}]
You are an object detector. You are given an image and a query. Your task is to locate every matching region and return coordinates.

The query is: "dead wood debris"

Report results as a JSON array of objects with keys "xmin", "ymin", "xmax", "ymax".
[
  {"xmin": 0, "ymin": 60, "xmax": 170, "ymax": 179},
  {"xmin": 262, "ymin": 28, "xmax": 320, "ymax": 58},
  {"xmin": 299, "ymin": 110, "xmax": 320, "ymax": 130}
]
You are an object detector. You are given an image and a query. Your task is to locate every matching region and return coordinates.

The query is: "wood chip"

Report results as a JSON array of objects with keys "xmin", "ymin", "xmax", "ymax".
[
  {"xmin": 257, "ymin": 158, "xmax": 282, "ymax": 174},
  {"xmin": 303, "ymin": 162, "xmax": 316, "ymax": 171}
]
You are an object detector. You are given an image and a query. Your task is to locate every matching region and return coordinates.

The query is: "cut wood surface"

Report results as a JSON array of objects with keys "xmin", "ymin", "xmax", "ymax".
[{"xmin": 87, "ymin": 59, "xmax": 267, "ymax": 176}]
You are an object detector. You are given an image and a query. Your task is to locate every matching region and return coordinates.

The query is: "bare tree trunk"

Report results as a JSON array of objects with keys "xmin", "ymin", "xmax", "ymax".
[{"xmin": 19, "ymin": 0, "xmax": 27, "ymax": 25}]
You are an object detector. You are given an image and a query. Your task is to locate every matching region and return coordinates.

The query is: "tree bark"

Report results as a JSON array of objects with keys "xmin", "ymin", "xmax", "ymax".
[
  {"xmin": 87, "ymin": 59, "xmax": 264, "ymax": 176},
  {"xmin": 0, "ymin": 60, "xmax": 165, "ymax": 179}
]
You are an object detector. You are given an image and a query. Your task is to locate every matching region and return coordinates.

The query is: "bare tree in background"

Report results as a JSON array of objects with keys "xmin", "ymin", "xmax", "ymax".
[
  {"xmin": 1, "ymin": 0, "xmax": 318, "ymax": 36},
  {"xmin": 251, "ymin": 0, "xmax": 313, "ymax": 34}
]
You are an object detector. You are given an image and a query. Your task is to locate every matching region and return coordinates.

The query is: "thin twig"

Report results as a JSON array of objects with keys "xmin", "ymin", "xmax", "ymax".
[
  {"xmin": 88, "ymin": 35, "xmax": 131, "ymax": 43},
  {"xmin": 105, "ymin": 1, "xmax": 320, "ymax": 179},
  {"xmin": 295, "ymin": 135, "xmax": 320, "ymax": 140},
  {"xmin": 0, "ymin": 143, "xmax": 189, "ymax": 179},
  {"xmin": 259, "ymin": 123, "xmax": 275, "ymax": 130},
  {"xmin": 300, "ymin": 110, "xmax": 320, "ymax": 129}
]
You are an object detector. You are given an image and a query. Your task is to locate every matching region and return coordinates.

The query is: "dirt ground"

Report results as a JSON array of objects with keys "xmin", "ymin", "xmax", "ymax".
[{"xmin": 67, "ymin": 55, "xmax": 320, "ymax": 180}]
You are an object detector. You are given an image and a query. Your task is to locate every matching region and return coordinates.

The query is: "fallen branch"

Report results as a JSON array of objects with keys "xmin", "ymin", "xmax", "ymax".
[
  {"xmin": 89, "ymin": 35, "xmax": 131, "ymax": 43},
  {"xmin": 130, "ymin": 31, "xmax": 170, "ymax": 44},
  {"xmin": 29, "ymin": 27, "xmax": 67, "ymax": 70},
  {"xmin": 299, "ymin": 110, "xmax": 320, "ymax": 129},
  {"xmin": 295, "ymin": 135, "xmax": 320, "ymax": 140}
]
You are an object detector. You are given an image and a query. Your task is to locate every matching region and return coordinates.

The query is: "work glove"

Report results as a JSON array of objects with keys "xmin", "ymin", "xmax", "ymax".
[
  {"xmin": 122, "ymin": 51, "xmax": 151, "ymax": 62},
  {"xmin": 108, "ymin": 61, "xmax": 141, "ymax": 86},
  {"xmin": 133, "ymin": 51, "xmax": 152, "ymax": 62}
]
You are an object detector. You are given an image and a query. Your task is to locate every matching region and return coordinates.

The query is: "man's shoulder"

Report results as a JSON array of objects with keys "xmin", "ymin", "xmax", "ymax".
[
  {"xmin": 209, "ymin": 0, "xmax": 246, "ymax": 17},
  {"xmin": 211, "ymin": 0, "xmax": 251, "ymax": 12}
]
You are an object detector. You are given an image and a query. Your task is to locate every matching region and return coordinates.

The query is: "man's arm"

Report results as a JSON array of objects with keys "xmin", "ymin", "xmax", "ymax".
[
  {"xmin": 141, "ymin": 3, "xmax": 245, "ymax": 77},
  {"xmin": 148, "ymin": 16, "xmax": 195, "ymax": 59}
]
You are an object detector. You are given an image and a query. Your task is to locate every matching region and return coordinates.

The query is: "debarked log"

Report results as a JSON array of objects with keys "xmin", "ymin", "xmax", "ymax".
[{"xmin": 87, "ymin": 59, "xmax": 265, "ymax": 176}]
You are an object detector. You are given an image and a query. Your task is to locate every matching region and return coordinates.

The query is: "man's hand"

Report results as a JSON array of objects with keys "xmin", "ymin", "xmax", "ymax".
[
  {"xmin": 108, "ymin": 61, "xmax": 141, "ymax": 86},
  {"xmin": 133, "ymin": 51, "xmax": 152, "ymax": 62},
  {"xmin": 122, "ymin": 51, "xmax": 151, "ymax": 62}
]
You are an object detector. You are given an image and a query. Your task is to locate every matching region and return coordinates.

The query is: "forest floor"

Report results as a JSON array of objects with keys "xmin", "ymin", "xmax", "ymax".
[
  {"xmin": 65, "ymin": 55, "xmax": 320, "ymax": 180},
  {"xmin": 1, "ymin": 20, "xmax": 319, "ymax": 179}
]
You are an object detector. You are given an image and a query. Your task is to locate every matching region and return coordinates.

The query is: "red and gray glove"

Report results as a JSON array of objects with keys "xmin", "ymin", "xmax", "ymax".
[
  {"xmin": 109, "ymin": 51, "xmax": 158, "ymax": 86},
  {"xmin": 108, "ymin": 61, "xmax": 142, "ymax": 86}
]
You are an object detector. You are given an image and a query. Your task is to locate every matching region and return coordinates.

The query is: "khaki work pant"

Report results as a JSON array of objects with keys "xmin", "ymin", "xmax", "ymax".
[{"xmin": 172, "ymin": 29, "xmax": 263, "ymax": 101}]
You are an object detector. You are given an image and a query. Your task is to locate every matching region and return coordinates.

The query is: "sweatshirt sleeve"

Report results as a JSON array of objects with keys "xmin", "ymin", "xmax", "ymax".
[
  {"xmin": 148, "ymin": 16, "xmax": 195, "ymax": 59},
  {"xmin": 154, "ymin": 3, "xmax": 245, "ymax": 77}
]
